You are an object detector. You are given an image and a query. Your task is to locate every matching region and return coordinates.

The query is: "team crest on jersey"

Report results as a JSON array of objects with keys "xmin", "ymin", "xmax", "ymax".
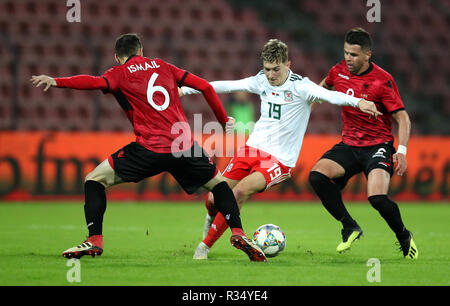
[{"xmin": 284, "ymin": 90, "xmax": 293, "ymax": 102}]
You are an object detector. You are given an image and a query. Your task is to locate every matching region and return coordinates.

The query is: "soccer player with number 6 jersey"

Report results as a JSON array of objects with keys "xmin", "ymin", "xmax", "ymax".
[
  {"xmin": 309, "ymin": 28, "xmax": 418, "ymax": 259},
  {"xmin": 180, "ymin": 39, "xmax": 381, "ymax": 260},
  {"xmin": 30, "ymin": 33, "xmax": 268, "ymax": 262}
]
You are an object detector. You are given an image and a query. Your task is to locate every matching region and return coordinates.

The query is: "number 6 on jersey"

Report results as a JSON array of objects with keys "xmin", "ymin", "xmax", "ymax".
[{"xmin": 147, "ymin": 72, "xmax": 170, "ymax": 111}]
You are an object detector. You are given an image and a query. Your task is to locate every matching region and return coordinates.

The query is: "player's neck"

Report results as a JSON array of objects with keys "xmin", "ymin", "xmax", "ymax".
[{"xmin": 278, "ymin": 70, "xmax": 290, "ymax": 86}]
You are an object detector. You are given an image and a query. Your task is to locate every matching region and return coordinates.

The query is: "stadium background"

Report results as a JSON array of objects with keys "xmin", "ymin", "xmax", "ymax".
[{"xmin": 0, "ymin": 0, "xmax": 449, "ymax": 202}]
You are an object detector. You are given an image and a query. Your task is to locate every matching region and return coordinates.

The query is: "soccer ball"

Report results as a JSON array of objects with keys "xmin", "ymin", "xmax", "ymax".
[{"xmin": 252, "ymin": 224, "xmax": 286, "ymax": 257}]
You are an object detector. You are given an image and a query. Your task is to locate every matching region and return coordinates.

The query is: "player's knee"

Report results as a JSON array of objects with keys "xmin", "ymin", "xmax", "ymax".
[
  {"xmin": 85, "ymin": 170, "xmax": 108, "ymax": 188},
  {"xmin": 207, "ymin": 192, "xmax": 214, "ymax": 205},
  {"xmin": 84, "ymin": 170, "xmax": 96, "ymax": 183}
]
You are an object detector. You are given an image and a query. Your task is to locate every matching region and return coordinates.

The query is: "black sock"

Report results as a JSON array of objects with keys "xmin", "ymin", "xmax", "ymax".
[
  {"xmin": 309, "ymin": 171, "xmax": 358, "ymax": 229},
  {"xmin": 84, "ymin": 180, "xmax": 107, "ymax": 236},
  {"xmin": 211, "ymin": 182, "xmax": 243, "ymax": 230},
  {"xmin": 368, "ymin": 195, "xmax": 408, "ymax": 238}
]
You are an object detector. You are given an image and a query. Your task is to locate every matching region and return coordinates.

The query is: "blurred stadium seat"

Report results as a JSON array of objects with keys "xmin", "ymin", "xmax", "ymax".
[{"xmin": 0, "ymin": 0, "xmax": 448, "ymax": 134}]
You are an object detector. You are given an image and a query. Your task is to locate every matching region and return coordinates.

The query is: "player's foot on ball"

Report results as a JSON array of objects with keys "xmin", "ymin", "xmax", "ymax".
[
  {"xmin": 62, "ymin": 235, "xmax": 103, "ymax": 259},
  {"xmin": 202, "ymin": 213, "xmax": 215, "ymax": 240},
  {"xmin": 336, "ymin": 226, "xmax": 363, "ymax": 253},
  {"xmin": 230, "ymin": 235, "xmax": 267, "ymax": 262},
  {"xmin": 397, "ymin": 230, "xmax": 418, "ymax": 259},
  {"xmin": 193, "ymin": 241, "xmax": 210, "ymax": 260}
]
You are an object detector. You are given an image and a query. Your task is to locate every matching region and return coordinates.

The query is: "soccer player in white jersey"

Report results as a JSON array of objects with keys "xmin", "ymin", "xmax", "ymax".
[{"xmin": 179, "ymin": 39, "xmax": 381, "ymax": 259}]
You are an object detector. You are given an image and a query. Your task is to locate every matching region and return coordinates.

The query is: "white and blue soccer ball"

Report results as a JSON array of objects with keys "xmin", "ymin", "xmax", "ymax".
[{"xmin": 252, "ymin": 224, "xmax": 286, "ymax": 257}]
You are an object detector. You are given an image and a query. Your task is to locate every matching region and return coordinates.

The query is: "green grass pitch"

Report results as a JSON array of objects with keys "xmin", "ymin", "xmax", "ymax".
[{"xmin": 0, "ymin": 202, "xmax": 449, "ymax": 286}]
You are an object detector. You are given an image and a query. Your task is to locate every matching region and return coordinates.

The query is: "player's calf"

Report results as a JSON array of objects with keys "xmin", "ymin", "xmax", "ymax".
[
  {"xmin": 205, "ymin": 194, "xmax": 218, "ymax": 217},
  {"xmin": 368, "ymin": 195, "xmax": 407, "ymax": 237}
]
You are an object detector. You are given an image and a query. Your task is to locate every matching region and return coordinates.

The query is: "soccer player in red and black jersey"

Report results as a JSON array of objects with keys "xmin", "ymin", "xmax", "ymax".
[
  {"xmin": 30, "ymin": 33, "xmax": 267, "ymax": 262},
  {"xmin": 308, "ymin": 28, "xmax": 418, "ymax": 259}
]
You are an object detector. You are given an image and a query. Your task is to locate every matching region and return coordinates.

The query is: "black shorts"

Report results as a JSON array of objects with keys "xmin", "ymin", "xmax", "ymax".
[
  {"xmin": 320, "ymin": 141, "xmax": 395, "ymax": 189},
  {"xmin": 109, "ymin": 141, "xmax": 217, "ymax": 194}
]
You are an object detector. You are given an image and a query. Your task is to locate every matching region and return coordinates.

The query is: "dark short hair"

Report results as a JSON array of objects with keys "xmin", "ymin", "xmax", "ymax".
[
  {"xmin": 344, "ymin": 27, "xmax": 372, "ymax": 51},
  {"xmin": 115, "ymin": 33, "xmax": 142, "ymax": 58}
]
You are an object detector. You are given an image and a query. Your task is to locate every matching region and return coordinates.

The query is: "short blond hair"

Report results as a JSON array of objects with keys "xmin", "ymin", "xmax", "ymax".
[{"xmin": 261, "ymin": 39, "xmax": 288, "ymax": 64}]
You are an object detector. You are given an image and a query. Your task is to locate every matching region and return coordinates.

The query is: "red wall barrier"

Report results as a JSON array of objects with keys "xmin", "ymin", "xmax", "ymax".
[{"xmin": 0, "ymin": 132, "xmax": 448, "ymax": 201}]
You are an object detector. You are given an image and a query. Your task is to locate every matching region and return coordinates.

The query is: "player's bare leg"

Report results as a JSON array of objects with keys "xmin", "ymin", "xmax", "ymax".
[
  {"xmin": 195, "ymin": 172, "xmax": 267, "ymax": 260},
  {"xmin": 309, "ymin": 158, "xmax": 363, "ymax": 253},
  {"xmin": 203, "ymin": 172, "xmax": 267, "ymax": 262},
  {"xmin": 367, "ymin": 169, "xmax": 417, "ymax": 259},
  {"xmin": 63, "ymin": 159, "xmax": 123, "ymax": 259}
]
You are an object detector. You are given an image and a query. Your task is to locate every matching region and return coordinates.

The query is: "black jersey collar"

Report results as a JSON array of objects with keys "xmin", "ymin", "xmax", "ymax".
[
  {"xmin": 354, "ymin": 62, "xmax": 374, "ymax": 76},
  {"xmin": 125, "ymin": 54, "xmax": 137, "ymax": 63}
]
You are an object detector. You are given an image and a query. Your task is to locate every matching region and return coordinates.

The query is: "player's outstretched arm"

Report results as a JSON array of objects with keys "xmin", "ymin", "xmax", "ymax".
[
  {"xmin": 180, "ymin": 79, "xmax": 254, "ymax": 96},
  {"xmin": 311, "ymin": 76, "xmax": 334, "ymax": 111},
  {"xmin": 31, "ymin": 74, "xmax": 108, "ymax": 91},
  {"xmin": 357, "ymin": 99, "xmax": 383, "ymax": 118},
  {"xmin": 181, "ymin": 73, "xmax": 229, "ymax": 126},
  {"xmin": 300, "ymin": 79, "xmax": 382, "ymax": 118},
  {"xmin": 30, "ymin": 75, "xmax": 57, "ymax": 91}
]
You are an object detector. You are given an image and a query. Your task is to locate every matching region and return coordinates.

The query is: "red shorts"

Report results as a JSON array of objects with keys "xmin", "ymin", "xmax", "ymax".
[{"xmin": 222, "ymin": 146, "xmax": 291, "ymax": 190}]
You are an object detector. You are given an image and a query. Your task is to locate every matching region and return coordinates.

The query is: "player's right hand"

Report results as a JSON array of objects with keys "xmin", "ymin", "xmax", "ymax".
[
  {"xmin": 393, "ymin": 152, "xmax": 407, "ymax": 176},
  {"xmin": 357, "ymin": 99, "xmax": 383, "ymax": 119},
  {"xmin": 30, "ymin": 75, "xmax": 57, "ymax": 91},
  {"xmin": 225, "ymin": 116, "xmax": 236, "ymax": 134}
]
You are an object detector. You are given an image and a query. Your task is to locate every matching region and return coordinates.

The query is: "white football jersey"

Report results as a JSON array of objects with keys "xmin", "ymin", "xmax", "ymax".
[{"xmin": 182, "ymin": 70, "xmax": 360, "ymax": 167}]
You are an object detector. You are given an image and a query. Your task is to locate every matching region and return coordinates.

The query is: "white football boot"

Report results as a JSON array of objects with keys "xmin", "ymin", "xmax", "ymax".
[{"xmin": 193, "ymin": 241, "xmax": 210, "ymax": 260}]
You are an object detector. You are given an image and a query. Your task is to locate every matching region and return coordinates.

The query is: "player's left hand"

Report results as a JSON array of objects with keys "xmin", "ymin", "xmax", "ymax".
[
  {"xmin": 30, "ymin": 75, "xmax": 57, "ymax": 91},
  {"xmin": 357, "ymin": 99, "xmax": 383, "ymax": 119},
  {"xmin": 225, "ymin": 116, "xmax": 236, "ymax": 134},
  {"xmin": 393, "ymin": 152, "xmax": 407, "ymax": 176}
]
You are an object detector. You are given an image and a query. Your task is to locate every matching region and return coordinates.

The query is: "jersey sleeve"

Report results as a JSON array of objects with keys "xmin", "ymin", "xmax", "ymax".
[
  {"xmin": 181, "ymin": 74, "xmax": 261, "ymax": 96},
  {"xmin": 295, "ymin": 78, "xmax": 360, "ymax": 107},
  {"xmin": 166, "ymin": 61, "xmax": 190, "ymax": 87},
  {"xmin": 177, "ymin": 70, "xmax": 229, "ymax": 124},
  {"xmin": 379, "ymin": 78, "xmax": 405, "ymax": 113},
  {"xmin": 324, "ymin": 65, "xmax": 337, "ymax": 88},
  {"xmin": 55, "ymin": 75, "xmax": 108, "ymax": 90},
  {"xmin": 101, "ymin": 67, "xmax": 123, "ymax": 93}
]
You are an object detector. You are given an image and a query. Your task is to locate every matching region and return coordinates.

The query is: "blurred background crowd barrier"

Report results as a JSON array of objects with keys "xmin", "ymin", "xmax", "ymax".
[{"xmin": 0, "ymin": 133, "xmax": 448, "ymax": 201}]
